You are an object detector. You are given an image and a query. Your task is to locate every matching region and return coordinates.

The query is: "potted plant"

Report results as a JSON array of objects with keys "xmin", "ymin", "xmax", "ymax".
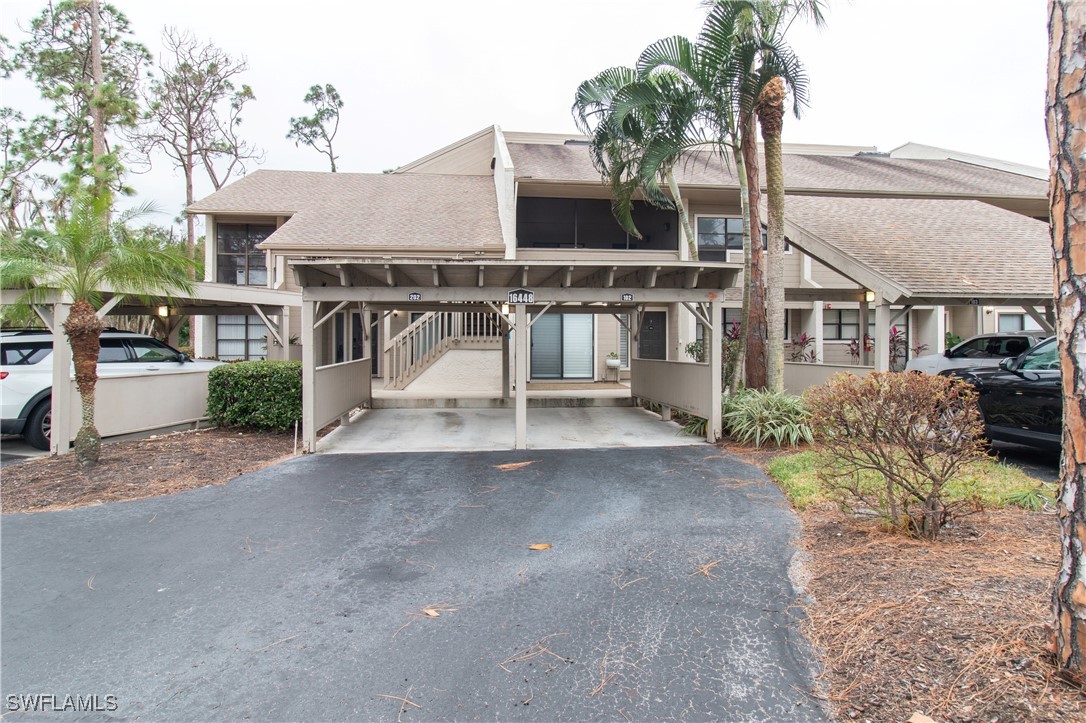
[{"xmin": 606, "ymin": 352, "xmax": 622, "ymax": 369}]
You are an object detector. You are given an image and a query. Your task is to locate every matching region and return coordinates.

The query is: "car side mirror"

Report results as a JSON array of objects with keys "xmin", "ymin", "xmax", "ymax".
[
  {"xmin": 177, "ymin": 352, "xmax": 190, "ymax": 363},
  {"xmin": 943, "ymin": 348, "xmax": 954, "ymax": 358},
  {"xmin": 998, "ymin": 357, "xmax": 1016, "ymax": 373}
]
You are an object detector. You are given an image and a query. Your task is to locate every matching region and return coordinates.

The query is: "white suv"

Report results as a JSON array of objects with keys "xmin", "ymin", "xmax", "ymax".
[{"xmin": 1, "ymin": 329, "xmax": 223, "ymax": 450}]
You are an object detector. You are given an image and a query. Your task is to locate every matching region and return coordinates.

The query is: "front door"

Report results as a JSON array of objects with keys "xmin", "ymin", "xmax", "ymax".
[
  {"xmin": 530, "ymin": 314, "xmax": 594, "ymax": 379},
  {"xmin": 639, "ymin": 311, "xmax": 667, "ymax": 360}
]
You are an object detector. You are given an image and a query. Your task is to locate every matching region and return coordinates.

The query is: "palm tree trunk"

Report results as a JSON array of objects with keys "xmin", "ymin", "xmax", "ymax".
[
  {"xmin": 758, "ymin": 78, "xmax": 788, "ymax": 393},
  {"xmin": 664, "ymin": 170, "xmax": 697, "ymax": 260},
  {"xmin": 1047, "ymin": 0, "xmax": 1086, "ymax": 679},
  {"xmin": 741, "ymin": 111, "xmax": 768, "ymax": 390},
  {"xmin": 728, "ymin": 142, "xmax": 752, "ymax": 395},
  {"xmin": 63, "ymin": 299, "xmax": 103, "ymax": 465}
]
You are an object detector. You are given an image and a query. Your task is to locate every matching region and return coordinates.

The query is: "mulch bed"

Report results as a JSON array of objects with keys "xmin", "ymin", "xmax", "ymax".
[
  {"xmin": 1, "ymin": 427, "xmax": 297, "ymax": 514},
  {"xmin": 798, "ymin": 508, "xmax": 1085, "ymax": 722},
  {"xmin": 725, "ymin": 440, "xmax": 1086, "ymax": 722}
]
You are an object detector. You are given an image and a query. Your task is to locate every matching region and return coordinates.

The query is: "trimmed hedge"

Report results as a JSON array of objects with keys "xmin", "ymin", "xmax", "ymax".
[{"xmin": 206, "ymin": 361, "xmax": 302, "ymax": 431}]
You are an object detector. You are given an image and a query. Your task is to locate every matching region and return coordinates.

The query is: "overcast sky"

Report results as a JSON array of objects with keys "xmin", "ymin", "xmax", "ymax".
[{"xmin": 1, "ymin": 0, "xmax": 1049, "ymax": 226}]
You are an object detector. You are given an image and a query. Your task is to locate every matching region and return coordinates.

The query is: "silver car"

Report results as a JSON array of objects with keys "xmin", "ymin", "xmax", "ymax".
[{"xmin": 905, "ymin": 331, "xmax": 1047, "ymax": 375}]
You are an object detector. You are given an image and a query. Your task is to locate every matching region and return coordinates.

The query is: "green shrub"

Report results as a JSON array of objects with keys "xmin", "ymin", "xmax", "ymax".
[
  {"xmin": 206, "ymin": 361, "xmax": 302, "ymax": 431},
  {"xmin": 804, "ymin": 371, "xmax": 988, "ymax": 539},
  {"xmin": 723, "ymin": 389, "xmax": 813, "ymax": 447}
]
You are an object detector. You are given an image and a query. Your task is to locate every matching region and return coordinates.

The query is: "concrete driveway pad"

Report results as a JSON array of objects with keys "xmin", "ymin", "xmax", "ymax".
[
  {"xmin": 1, "ymin": 447, "xmax": 824, "ymax": 721},
  {"xmin": 319, "ymin": 407, "xmax": 707, "ymax": 453}
]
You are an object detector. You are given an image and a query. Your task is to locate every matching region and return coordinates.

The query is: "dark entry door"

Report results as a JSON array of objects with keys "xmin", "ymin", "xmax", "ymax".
[{"xmin": 639, "ymin": 312, "xmax": 666, "ymax": 360}]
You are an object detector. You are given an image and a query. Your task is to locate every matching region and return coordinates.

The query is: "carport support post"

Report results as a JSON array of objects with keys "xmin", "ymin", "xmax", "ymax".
[
  {"xmin": 515, "ymin": 303, "xmax": 528, "ymax": 449},
  {"xmin": 301, "ymin": 299, "xmax": 317, "ymax": 453},
  {"xmin": 49, "ymin": 302, "xmax": 73, "ymax": 456},
  {"xmin": 708, "ymin": 299, "xmax": 723, "ymax": 443}
]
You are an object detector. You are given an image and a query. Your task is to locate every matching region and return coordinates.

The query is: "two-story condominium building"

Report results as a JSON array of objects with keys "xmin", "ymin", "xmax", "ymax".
[{"xmin": 187, "ymin": 126, "xmax": 1054, "ymax": 450}]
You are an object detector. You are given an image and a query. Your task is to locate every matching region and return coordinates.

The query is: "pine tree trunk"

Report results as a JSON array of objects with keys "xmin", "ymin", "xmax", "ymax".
[
  {"xmin": 63, "ymin": 299, "xmax": 103, "ymax": 466},
  {"xmin": 87, "ymin": 0, "xmax": 107, "ymax": 197},
  {"xmin": 758, "ymin": 78, "xmax": 788, "ymax": 393},
  {"xmin": 741, "ymin": 112, "xmax": 768, "ymax": 390},
  {"xmin": 1048, "ymin": 0, "xmax": 1086, "ymax": 680}
]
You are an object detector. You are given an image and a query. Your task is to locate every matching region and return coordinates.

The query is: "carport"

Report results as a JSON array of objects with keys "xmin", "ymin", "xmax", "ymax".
[
  {"xmin": 292, "ymin": 258, "xmax": 740, "ymax": 452},
  {"xmin": 777, "ymin": 195, "xmax": 1055, "ymax": 382},
  {"xmin": 1, "ymin": 282, "xmax": 299, "ymax": 455}
]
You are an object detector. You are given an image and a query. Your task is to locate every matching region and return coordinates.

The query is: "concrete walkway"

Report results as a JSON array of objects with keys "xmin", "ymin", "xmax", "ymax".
[
  {"xmin": 319, "ymin": 406, "xmax": 705, "ymax": 453},
  {"xmin": 1, "ymin": 447, "xmax": 825, "ymax": 721}
]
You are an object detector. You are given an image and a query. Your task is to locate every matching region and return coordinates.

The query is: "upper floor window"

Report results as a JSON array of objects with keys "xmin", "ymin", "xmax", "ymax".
[
  {"xmin": 695, "ymin": 216, "xmax": 788, "ymax": 261},
  {"xmin": 217, "ymin": 223, "xmax": 274, "ymax": 286},
  {"xmin": 516, "ymin": 197, "xmax": 677, "ymax": 251}
]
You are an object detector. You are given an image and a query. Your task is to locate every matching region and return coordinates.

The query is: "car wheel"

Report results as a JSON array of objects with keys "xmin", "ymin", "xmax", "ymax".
[{"xmin": 24, "ymin": 399, "xmax": 51, "ymax": 450}]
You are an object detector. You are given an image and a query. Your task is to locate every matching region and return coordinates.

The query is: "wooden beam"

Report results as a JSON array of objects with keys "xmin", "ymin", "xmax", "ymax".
[
  {"xmin": 314, "ymin": 300, "xmax": 350, "ymax": 329},
  {"xmin": 527, "ymin": 301, "xmax": 555, "ymax": 328},
  {"xmin": 643, "ymin": 266, "xmax": 661, "ymax": 289},
  {"xmin": 251, "ymin": 304, "xmax": 284, "ymax": 347},
  {"xmin": 1023, "ymin": 305, "xmax": 1055, "ymax": 333},
  {"xmin": 681, "ymin": 301, "xmax": 712, "ymax": 327},
  {"xmin": 683, "ymin": 267, "xmax": 703, "ymax": 290}
]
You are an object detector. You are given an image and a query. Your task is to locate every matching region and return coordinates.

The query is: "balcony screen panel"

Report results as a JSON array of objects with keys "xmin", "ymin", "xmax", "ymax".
[{"xmin": 516, "ymin": 198, "xmax": 676, "ymax": 250}]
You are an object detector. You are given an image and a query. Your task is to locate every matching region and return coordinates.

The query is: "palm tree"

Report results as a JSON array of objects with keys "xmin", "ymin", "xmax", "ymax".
[
  {"xmin": 635, "ymin": 1, "xmax": 801, "ymax": 393},
  {"xmin": 718, "ymin": 0, "xmax": 823, "ymax": 392},
  {"xmin": 0, "ymin": 192, "xmax": 195, "ymax": 465},
  {"xmin": 572, "ymin": 66, "xmax": 704, "ymax": 260},
  {"xmin": 699, "ymin": 1, "xmax": 813, "ymax": 393}
]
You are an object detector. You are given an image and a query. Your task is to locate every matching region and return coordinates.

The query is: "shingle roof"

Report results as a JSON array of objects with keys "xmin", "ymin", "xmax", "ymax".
[
  {"xmin": 188, "ymin": 170, "xmax": 504, "ymax": 252},
  {"xmin": 783, "ymin": 196, "xmax": 1053, "ymax": 299},
  {"xmin": 507, "ymin": 143, "xmax": 1047, "ymax": 198}
]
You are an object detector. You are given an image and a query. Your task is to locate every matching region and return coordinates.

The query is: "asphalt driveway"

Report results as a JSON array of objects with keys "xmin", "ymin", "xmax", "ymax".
[{"xmin": 1, "ymin": 447, "xmax": 825, "ymax": 721}]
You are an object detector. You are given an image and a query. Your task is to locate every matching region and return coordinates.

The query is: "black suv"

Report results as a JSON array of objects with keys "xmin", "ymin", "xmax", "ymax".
[{"xmin": 945, "ymin": 337, "xmax": 1061, "ymax": 451}]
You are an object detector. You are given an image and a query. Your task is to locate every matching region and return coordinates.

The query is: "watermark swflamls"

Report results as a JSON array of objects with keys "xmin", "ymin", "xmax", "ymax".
[{"xmin": 6, "ymin": 694, "xmax": 119, "ymax": 713}]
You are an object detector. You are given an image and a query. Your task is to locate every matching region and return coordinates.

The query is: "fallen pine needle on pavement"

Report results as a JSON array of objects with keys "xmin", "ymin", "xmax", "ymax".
[
  {"xmin": 499, "ymin": 633, "xmax": 574, "ymax": 673},
  {"xmin": 690, "ymin": 559, "xmax": 723, "ymax": 580},
  {"xmin": 494, "ymin": 461, "xmax": 537, "ymax": 471},
  {"xmin": 394, "ymin": 602, "xmax": 458, "ymax": 638}
]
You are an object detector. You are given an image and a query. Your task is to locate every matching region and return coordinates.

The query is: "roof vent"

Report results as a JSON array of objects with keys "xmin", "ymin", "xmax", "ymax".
[{"xmin": 564, "ymin": 139, "xmax": 591, "ymax": 146}]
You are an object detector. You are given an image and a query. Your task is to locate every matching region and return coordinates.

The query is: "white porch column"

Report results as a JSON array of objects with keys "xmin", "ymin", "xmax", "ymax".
[
  {"xmin": 859, "ymin": 299, "xmax": 871, "ymax": 366},
  {"xmin": 514, "ymin": 303, "xmax": 528, "ymax": 449},
  {"xmin": 49, "ymin": 302, "xmax": 73, "ymax": 456},
  {"xmin": 301, "ymin": 299, "xmax": 317, "ymax": 453},
  {"xmin": 874, "ymin": 300, "xmax": 892, "ymax": 372},
  {"xmin": 915, "ymin": 306, "xmax": 945, "ymax": 355},
  {"xmin": 708, "ymin": 298, "xmax": 723, "ymax": 443}
]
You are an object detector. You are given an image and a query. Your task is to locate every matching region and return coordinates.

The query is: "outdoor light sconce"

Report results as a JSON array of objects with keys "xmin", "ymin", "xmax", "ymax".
[
  {"xmin": 157, "ymin": 305, "xmax": 169, "ymax": 317},
  {"xmin": 501, "ymin": 303, "xmax": 509, "ymax": 315},
  {"xmin": 863, "ymin": 290, "xmax": 876, "ymax": 303}
]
